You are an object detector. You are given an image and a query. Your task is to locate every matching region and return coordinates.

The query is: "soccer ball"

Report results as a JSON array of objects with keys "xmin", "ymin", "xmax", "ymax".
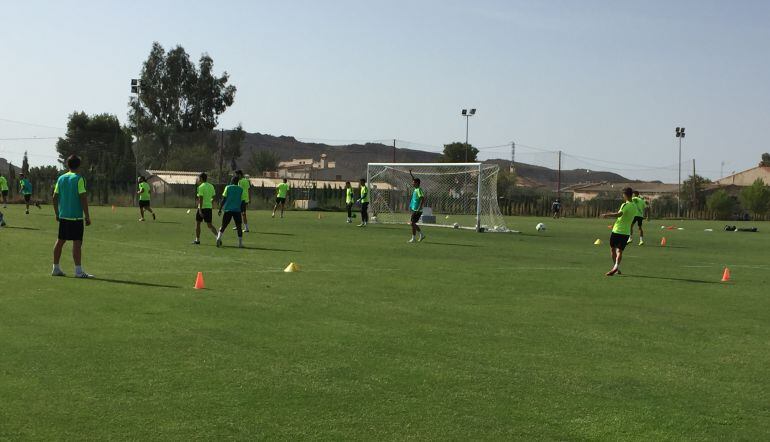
[
  {"xmin": 453, "ymin": 222, "xmax": 460, "ymax": 229},
  {"xmin": 536, "ymin": 223, "xmax": 546, "ymax": 232}
]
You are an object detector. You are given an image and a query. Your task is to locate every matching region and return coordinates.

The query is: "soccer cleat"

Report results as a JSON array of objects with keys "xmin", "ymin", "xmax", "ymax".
[
  {"xmin": 357, "ymin": 223, "xmax": 365, "ymax": 227},
  {"xmin": 75, "ymin": 271, "xmax": 95, "ymax": 279},
  {"xmin": 232, "ymin": 226, "xmax": 238, "ymax": 230},
  {"xmin": 36, "ymin": 202, "xmax": 41, "ymax": 209},
  {"xmin": 408, "ymin": 238, "xmax": 415, "ymax": 243},
  {"xmin": 25, "ymin": 210, "xmax": 29, "ymax": 215},
  {"xmin": 192, "ymin": 240, "xmax": 201, "ymax": 245},
  {"xmin": 418, "ymin": 235, "xmax": 426, "ymax": 242},
  {"xmin": 606, "ymin": 267, "xmax": 619, "ymax": 276},
  {"xmin": 152, "ymin": 213, "xmax": 156, "ymax": 220},
  {"xmin": 243, "ymin": 227, "xmax": 249, "ymax": 233},
  {"xmin": 52, "ymin": 268, "xmax": 66, "ymax": 277},
  {"xmin": 627, "ymin": 237, "xmax": 633, "ymax": 244},
  {"xmin": 638, "ymin": 240, "xmax": 644, "ymax": 246},
  {"xmin": 139, "ymin": 218, "xmax": 145, "ymax": 222},
  {"xmin": 216, "ymin": 238, "xmax": 223, "ymax": 247},
  {"xmin": 271, "ymin": 213, "xmax": 275, "ymax": 218}
]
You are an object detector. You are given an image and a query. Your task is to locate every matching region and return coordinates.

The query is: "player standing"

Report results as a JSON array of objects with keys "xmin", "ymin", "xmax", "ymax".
[
  {"xmin": 0, "ymin": 173, "xmax": 8, "ymax": 208},
  {"xmin": 551, "ymin": 199, "xmax": 561, "ymax": 219},
  {"xmin": 601, "ymin": 187, "xmax": 638, "ymax": 276},
  {"xmin": 357, "ymin": 178, "xmax": 369, "ymax": 227},
  {"xmin": 408, "ymin": 173, "xmax": 425, "ymax": 243},
  {"xmin": 236, "ymin": 170, "xmax": 251, "ymax": 232},
  {"xmin": 137, "ymin": 176, "xmax": 156, "ymax": 221},
  {"xmin": 217, "ymin": 176, "xmax": 245, "ymax": 248},
  {"xmin": 51, "ymin": 155, "xmax": 93, "ymax": 278},
  {"xmin": 344, "ymin": 181, "xmax": 354, "ymax": 223},
  {"xmin": 19, "ymin": 173, "xmax": 41, "ymax": 214},
  {"xmin": 192, "ymin": 172, "xmax": 219, "ymax": 245},
  {"xmin": 628, "ymin": 190, "xmax": 647, "ymax": 245},
  {"xmin": 272, "ymin": 178, "xmax": 289, "ymax": 218}
]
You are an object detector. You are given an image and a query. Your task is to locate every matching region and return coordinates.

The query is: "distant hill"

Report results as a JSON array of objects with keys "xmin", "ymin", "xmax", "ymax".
[{"xmin": 237, "ymin": 132, "xmax": 629, "ymax": 187}]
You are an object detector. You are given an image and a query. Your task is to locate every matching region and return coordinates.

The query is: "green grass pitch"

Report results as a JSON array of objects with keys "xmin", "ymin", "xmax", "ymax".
[{"xmin": 1, "ymin": 205, "xmax": 768, "ymax": 439}]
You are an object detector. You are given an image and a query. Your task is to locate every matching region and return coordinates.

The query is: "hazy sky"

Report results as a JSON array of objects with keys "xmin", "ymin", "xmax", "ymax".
[{"xmin": 1, "ymin": 0, "xmax": 769, "ymax": 181}]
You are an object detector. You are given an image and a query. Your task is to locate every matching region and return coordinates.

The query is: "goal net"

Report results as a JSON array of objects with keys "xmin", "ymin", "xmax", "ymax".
[{"xmin": 367, "ymin": 163, "xmax": 509, "ymax": 232}]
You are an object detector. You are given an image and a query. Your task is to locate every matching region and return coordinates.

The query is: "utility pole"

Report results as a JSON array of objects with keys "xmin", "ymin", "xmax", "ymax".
[
  {"xmin": 557, "ymin": 150, "xmax": 562, "ymax": 200},
  {"xmin": 393, "ymin": 139, "xmax": 396, "ymax": 163},
  {"xmin": 219, "ymin": 128, "xmax": 224, "ymax": 183},
  {"xmin": 510, "ymin": 141, "xmax": 515, "ymax": 173},
  {"xmin": 675, "ymin": 127, "xmax": 686, "ymax": 218},
  {"xmin": 692, "ymin": 159, "xmax": 696, "ymax": 211}
]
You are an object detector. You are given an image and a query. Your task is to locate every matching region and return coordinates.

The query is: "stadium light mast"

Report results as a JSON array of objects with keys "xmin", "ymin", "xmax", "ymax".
[
  {"xmin": 130, "ymin": 79, "xmax": 141, "ymax": 207},
  {"xmin": 461, "ymin": 108, "xmax": 476, "ymax": 162},
  {"xmin": 675, "ymin": 126, "xmax": 685, "ymax": 218}
]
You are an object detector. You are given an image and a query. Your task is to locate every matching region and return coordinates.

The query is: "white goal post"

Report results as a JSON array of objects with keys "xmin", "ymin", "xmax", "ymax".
[{"xmin": 366, "ymin": 163, "xmax": 509, "ymax": 232}]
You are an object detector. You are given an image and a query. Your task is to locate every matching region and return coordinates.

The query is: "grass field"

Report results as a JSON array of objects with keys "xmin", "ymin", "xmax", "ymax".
[{"xmin": 1, "ymin": 204, "xmax": 768, "ymax": 440}]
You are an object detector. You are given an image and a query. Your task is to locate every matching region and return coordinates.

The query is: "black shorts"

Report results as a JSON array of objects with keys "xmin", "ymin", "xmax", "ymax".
[
  {"xmin": 58, "ymin": 219, "xmax": 84, "ymax": 241},
  {"xmin": 609, "ymin": 232, "xmax": 629, "ymax": 250},
  {"xmin": 196, "ymin": 208, "xmax": 213, "ymax": 223},
  {"xmin": 1, "ymin": 190, "xmax": 8, "ymax": 197},
  {"xmin": 410, "ymin": 211, "xmax": 422, "ymax": 224},
  {"xmin": 275, "ymin": 197, "xmax": 286, "ymax": 205},
  {"xmin": 139, "ymin": 200, "xmax": 151, "ymax": 208},
  {"xmin": 23, "ymin": 194, "xmax": 31, "ymax": 202},
  {"xmin": 633, "ymin": 216, "xmax": 644, "ymax": 227},
  {"xmin": 240, "ymin": 201, "xmax": 248, "ymax": 213},
  {"xmin": 222, "ymin": 211, "xmax": 243, "ymax": 229}
]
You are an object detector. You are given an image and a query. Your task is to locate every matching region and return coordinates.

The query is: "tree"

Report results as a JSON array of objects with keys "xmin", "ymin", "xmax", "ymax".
[
  {"xmin": 739, "ymin": 178, "xmax": 770, "ymax": 219},
  {"xmin": 128, "ymin": 42, "xmax": 236, "ymax": 168},
  {"xmin": 760, "ymin": 152, "xmax": 770, "ymax": 167},
  {"xmin": 225, "ymin": 124, "xmax": 246, "ymax": 170},
  {"xmin": 443, "ymin": 142, "xmax": 478, "ymax": 162},
  {"xmin": 22, "ymin": 151, "xmax": 29, "ymax": 175},
  {"xmin": 681, "ymin": 174, "xmax": 711, "ymax": 210},
  {"xmin": 706, "ymin": 189, "xmax": 737, "ymax": 219},
  {"xmin": 496, "ymin": 168, "xmax": 517, "ymax": 199},
  {"xmin": 249, "ymin": 150, "xmax": 279, "ymax": 175}
]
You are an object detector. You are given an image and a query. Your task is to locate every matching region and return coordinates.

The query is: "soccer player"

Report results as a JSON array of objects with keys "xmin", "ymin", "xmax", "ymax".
[
  {"xmin": 19, "ymin": 173, "xmax": 41, "ymax": 214},
  {"xmin": 408, "ymin": 173, "xmax": 425, "ymax": 243},
  {"xmin": 628, "ymin": 190, "xmax": 647, "ymax": 245},
  {"xmin": 272, "ymin": 178, "xmax": 289, "ymax": 218},
  {"xmin": 357, "ymin": 178, "xmax": 369, "ymax": 227},
  {"xmin": 217, "ymin": 176, "xmax": 245, "ymax": 248},
  {"xmin": 0, "ymin": 173, "xmax": 8, "ymax": 208},
  {"xmin": 51, "ymin": 155, "xmax": 93, "ymax": 278},
  {"xmin": 235, "ymin": 170, "xmax": 251, "ymax": 232},
  {"xmin": 192, "ymin": 172, "xmax": 219, "ymax": 245},
  {"xmin": 344, "ymin": 181, "xmax": 354, "ymax": 223},
  {"xmin": 552, "ymin": 199, "xmax": 561, "ymax": 219},
  {"xmin": 137, "ymin": 176, "xmax": 156, "ymax": 221},
  {"xmin": 601, "ymin": 187, "xmax": 638, "ymax": 276}
]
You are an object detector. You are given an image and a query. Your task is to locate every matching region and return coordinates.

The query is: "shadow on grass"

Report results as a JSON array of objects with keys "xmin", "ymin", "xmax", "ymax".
[
  {"xmin": 424, "ymin": 242, "xmax": 479, "ymax": 248},
  {"xmin": 223, "ymin": 245, "xmax": 301, "ymax": 252},
  {"xmin": 3, "ymin": 226, "xmax": 41, "ymax": 230},
  {"xmin": 154, "ymin": 221, "xmax": 183, "ymax": 225},
  {"xmin": 92, "ymin": 278, "xmax": 182, "ymax": 289},
  {"xmin": 251, "ymin": 231, "xmax": 295, "ymax": 236},
  {"xmin": 623, "ymin": 274, "xmax": 718, "ymax": 284}
]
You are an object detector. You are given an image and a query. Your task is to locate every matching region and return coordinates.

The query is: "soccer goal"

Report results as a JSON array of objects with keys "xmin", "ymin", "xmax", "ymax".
[{"xmin": 367, "ymin": 163, "xmax": 510, "ymax": 232}]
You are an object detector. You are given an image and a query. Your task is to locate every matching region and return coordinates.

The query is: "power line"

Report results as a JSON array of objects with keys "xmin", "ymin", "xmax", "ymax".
[
  {"xmin": 0, "ymin": 137, "xmax": 59, "ymax": 141},
  {"xmin": 0, "ymin": 118, "xmax": 64, "ymax": 131}
]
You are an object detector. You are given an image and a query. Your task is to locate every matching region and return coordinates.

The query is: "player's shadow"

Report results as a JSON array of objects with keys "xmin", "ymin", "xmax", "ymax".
[
  {"xmin": 155, "ymin": 221, "xmax": 182, "ymax": 225},
  {"xmin": 3, "ymin": 226, "xmax": 41, "ymax": 230},
  {"xmin": 623, "ymin": 274, "xmax": 718, "ymax": 284},
  {"xmin": 91, "ymin": 278, "xmax": 182, "ymax": 289},
  {"xmin": 424, "ymin": 242, "xmax": 479, "ymax": 248}
]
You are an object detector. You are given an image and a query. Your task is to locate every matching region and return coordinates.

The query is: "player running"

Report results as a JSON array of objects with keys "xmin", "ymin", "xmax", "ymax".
[
  {"xmin": 0, "ymin": 173, "xmax": 8, "ymax": 208},
  {"xmin": 19, "ymin": 173, "xmax": 41, "ymax": 214},
  {"xmin": 408, "ymin": 172, "xmax": 425, "ymax": 243},
  {"xmin": 601, "ymin": 187, "xmax": 638, "ymax": 276},
  {"xmin": 551, "ymin": 199, "xmax": 561, "ymax": 219},
  {"xmin": 137, "ymin": 176, "xmax": 156, "ymax": 221},
  {"xmin": 344, "ymin": 181, "xmax": 354, "ymax": 223},
  {"xmin": 357, "ymin": 178, "xmax": 369, "ymax": 227},
  {"xmin": 192, "ymin": 172, "xmax": 219, "ymax": 245},
  {"xmin": 628, "ymin": 190, "xmax": 647, "ymax": 245},
  {"xmin": 272, "ymin": 178, "xmax": 290, "ymax": 218},
  {"xmin": 217, "ymin": 176, "xmax": 245, "ymax": 248},
  {"xmin": 235, "ymin": 170, "xmax": 251, "ymax": 232},
  {"xmin": 51, "ymin": 155, "xmax": 93, "ymax": 278}
]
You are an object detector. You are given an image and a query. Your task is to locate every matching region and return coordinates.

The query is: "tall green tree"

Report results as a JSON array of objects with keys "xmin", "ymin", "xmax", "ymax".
[
  {"xmin": 681, "ymin": 174, "xmax": 711, "ymax": 210},
  {"xmin": 706, "ymin": 189, "xmax": 737, "ymax": 219},
  {"xmin": 496, "ymin": 168, "xmax": 518, "ymax": 199},
  {"xmin": 249, "ymin": 150, "xmax": 279, "ymax": 175},
  {"xmin": 225, "ymin": 124, "xmax": 246, "ymax": 171},
  {"xmin": 128, "ymin": 42, "xmax": 236, "ymax": 168},
  {"xmin": 739, "ymin": 178, "xmax": 770, "ymax": 218},
  {"xmin": 22, "ymin": 151, "xmax": 30, "ymax": 175},
  {"xmin": 760, "ymin": 152, "xmax": 770, "ymax": 167},
  {"xmin": 443, "ymin": 142, "xmax": 478, "ymax": 162}
]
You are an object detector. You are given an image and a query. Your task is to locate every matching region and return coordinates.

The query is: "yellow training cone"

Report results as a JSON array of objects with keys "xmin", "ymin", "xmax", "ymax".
[
  {"xmin": 284, "ymin": 262, "xmax": 300, "ymax": 273},
  {"xmin": 594, "ymin": 239, "xmax": 602, "ymax": 245}
]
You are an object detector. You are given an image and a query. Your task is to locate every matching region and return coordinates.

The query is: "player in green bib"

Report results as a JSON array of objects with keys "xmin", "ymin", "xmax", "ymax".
[
  {"xmin": 601, "ymin": 187, "xmax": 638, "ymax": 276},
  {"xmin": 136, "ymin": 176, "xmax": 156, "ymax": 221},
  {"xmin": 344, "ymin": 181, "xmax": 354, "ymax": 223},
  {"xmin": 18, "ymin": 172, "xmax": 41, "ymax": 214},
  {"xmin": 216, "ymin": 176, "xmax": 245, "ymax": 248},
  {"xmin": 0, "ymin": 174, "xmax": 8, "ymax": 208},
  {"xmin": 235, "ymin": 170, "xmax": 251, "ymax": 232},
  {"xmin": 356, "ymin": 178, "xmax": 369, "ymax": 227},
  {"xmin": 408, "ymin": 172, "xmax": 425, "ymax": 243},
  {"xmin": 192, "ymin": 172, "xmax": 219, "ymax": 245},
  {"xmin": 51, "ymin": 155, "xmax": 93, "ymax": 278},
  {"xmin": 629, "ymin": 190, "xmax": 647, "ymax": 246},
  {"xmin": 272, "ymin": 178, "xmax": 290, "ymax": 218}
]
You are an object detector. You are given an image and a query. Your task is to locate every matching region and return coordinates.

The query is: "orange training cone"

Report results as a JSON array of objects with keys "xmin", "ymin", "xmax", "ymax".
[
  {"xmin": 721, "ymin": 267, "xmax": 731, "ymax": 282},
  {"xmin": 194, "ymin": 272, "xmax": 206, "ymax": 289},
  {"xmin": 660, "ymin": 237, "xmax": 667, "ymax": 246}
]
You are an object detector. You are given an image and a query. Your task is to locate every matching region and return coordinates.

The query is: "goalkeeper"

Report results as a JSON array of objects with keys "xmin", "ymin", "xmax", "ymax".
[{"xmin": 408, "ymin": 170, "xmax": 425, "ymax": 243}]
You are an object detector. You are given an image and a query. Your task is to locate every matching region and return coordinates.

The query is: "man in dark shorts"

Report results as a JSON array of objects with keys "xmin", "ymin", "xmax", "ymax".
[
  {"xmin": 357, "ymin": 178, "xmax": 369, "ymax": 227},
  {"xmin": 552, "ymin": 199, "xmax": 561, "ymax": 219},
  {"xmin": 235, "ymin": 170, "xmax": 251, "ymax": 232},
  {"xmin": 272, "ymin": 178, "xmax": 289, "ymax": 219},
  {"xmin": 137, "ymin": 176, "xmax": 156, "ymax": 221},
  {"xmin": 601, "ymin": 187, "xmax": 638, "ymax": 276},
  {"xmin": 217, "ymin": 176, "xmax": 245, "ymax": 248},
  {"xmin": 344, "ymin": 181, "xmax": 354, "ymax": 223},
  {"xmin": 628, "ymin": 190, "xmax": 647, "ymax": 246},
  {"xmin": 19, "ymin": 172, "xmax": 41, "ymax": 214},
  {"xmin": 408, "ymin": 173, "xmax": 425, "ymax": 243},
  {"xmin": 193, "ymin": 172, "xmax": 219, "ymax": 245},
  {"xmin": 51, "ymin": 155, "xmax": 93, "ymax": 278},
  {"xmin": 0, "ymin": 173, "xmax": 8, "ymax": 208}
]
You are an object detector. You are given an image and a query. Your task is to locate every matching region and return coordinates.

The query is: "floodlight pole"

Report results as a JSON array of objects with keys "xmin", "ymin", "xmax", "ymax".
[
  {"xmin": 675, "ymin": 127, "xmax": 685, "ymax": 218},
  {"xmin": 476, "ymin": 163, "xmax": 482, "ymax": 232},
  {"xmin": 130, "ymin": 79, "xmax": 141, "ymax": 207},
  {"xmin": 461, "ymin": 108, "xmax": 476, "ymax": 162}
]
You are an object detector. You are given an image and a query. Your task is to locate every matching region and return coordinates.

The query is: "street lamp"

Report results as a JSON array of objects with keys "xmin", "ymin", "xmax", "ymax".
[
  {"xmin": 461, "ymin": 108, "xmax": 476, "ymax": 162},
  {"xmin": 130, "ymin": 79, "xmax": 141, "ymax": 206},
  {"xmin": 675, "ymin": 126, "xmax": 686, "ymax": 218}
]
